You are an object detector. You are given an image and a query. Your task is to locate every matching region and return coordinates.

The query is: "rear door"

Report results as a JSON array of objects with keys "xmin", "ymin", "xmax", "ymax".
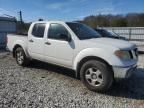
[{"xmin": 28, "ymin": 23, "xmax": 46, "ymax": 60}]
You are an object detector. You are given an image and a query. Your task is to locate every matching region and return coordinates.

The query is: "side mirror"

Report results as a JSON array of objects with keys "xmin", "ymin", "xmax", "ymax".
[{"xmin": 59, "ymin": 34, "xmax": 71, "ymax": 42}]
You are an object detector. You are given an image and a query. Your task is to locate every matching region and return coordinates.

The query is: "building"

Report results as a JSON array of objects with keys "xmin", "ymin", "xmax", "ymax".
[{"xmin": 0, "ymin": 16, "xmax": 16, "ymax": 49}]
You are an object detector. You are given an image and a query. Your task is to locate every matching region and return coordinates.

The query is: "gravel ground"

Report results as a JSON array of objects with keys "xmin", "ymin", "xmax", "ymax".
[{"xmin": 0, "ymin": 50, "xmax": 144, "ymax": 108}]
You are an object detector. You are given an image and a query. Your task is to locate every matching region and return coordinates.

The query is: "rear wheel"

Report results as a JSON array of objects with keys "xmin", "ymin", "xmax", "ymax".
[
  {"xmin": 15, "ymin": 47, "xmax": 29, "ymax": 66},
  {"xmin": 80, "ymin": 60, "xmax": 113, "ymax": 92}
]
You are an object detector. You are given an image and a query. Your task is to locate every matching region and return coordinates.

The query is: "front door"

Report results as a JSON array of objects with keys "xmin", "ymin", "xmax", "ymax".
[{"xmin": 44, "ymin": 23, "xmax": 74, "ymax": 67}]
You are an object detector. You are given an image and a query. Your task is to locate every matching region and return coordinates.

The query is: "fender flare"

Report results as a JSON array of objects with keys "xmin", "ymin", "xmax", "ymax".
[
  {"xmin": 12, "ymin": 40, "xmax": 29, "ymax": 58},
  {"xmin": 73, "ymin": 48, "xmax": 117, "ymax": 71}
]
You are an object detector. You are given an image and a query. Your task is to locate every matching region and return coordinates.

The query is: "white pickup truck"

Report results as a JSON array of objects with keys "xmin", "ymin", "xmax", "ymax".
[{"xmin": 7, "ymin": 21, "xmax": 138, "ymax": 92}]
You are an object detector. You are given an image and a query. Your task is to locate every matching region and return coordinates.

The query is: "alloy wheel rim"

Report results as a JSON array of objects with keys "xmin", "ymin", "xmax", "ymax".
[
  {"xmin": 16, "ymin": 51, "xmax": 24, "ymax": 64},
  {"xmin": 85, "ymin": 67, "xmax": 103, "ymax": 86}
]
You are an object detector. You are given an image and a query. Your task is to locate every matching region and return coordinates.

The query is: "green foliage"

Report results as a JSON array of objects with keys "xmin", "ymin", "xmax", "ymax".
[{"xmin": 80, "ymin": 13, "xmax": 144, "ymax": 28}]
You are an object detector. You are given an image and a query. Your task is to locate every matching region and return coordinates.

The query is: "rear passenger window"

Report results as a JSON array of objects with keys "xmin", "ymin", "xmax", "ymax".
[{"xmin": 32, "ymin": 23, "xmax": 46, "ymax": 38}]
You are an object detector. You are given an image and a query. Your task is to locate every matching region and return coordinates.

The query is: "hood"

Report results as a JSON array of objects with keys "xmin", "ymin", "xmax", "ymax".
[{"xmin": 86, "ymin": 38, "xmax": 135, "ymax": 50}]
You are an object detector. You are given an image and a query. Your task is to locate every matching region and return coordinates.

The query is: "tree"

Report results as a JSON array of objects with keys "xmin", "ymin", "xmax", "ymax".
[
  {"xmin": 110, "ymin": 15, "xmax": 127, "ymax": 27},
  {"xmin": 80, "ymin": 13, "xmax": 144, "ymax": 28}
]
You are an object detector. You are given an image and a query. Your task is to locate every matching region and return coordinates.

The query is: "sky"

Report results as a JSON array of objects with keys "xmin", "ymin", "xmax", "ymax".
[{"xmin": 0, "ymin": 0, "xmax": 144, "ymax": 22}]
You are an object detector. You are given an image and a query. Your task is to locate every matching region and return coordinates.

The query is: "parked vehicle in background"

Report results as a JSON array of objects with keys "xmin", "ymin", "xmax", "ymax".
[
  {"xmin": 7, "ymin": 21, "xmax": 138, "ymax": 92},
  {"xmin": 0, "ymin": 16, "xmax": 16, "ymax": 49},
  {"xmin": 0, "ymin": 33, "xmax": 7, "ymax": 49},
  {"xmin": 95, "ymin": 28, "xmax": 126, "ymax": 40}
]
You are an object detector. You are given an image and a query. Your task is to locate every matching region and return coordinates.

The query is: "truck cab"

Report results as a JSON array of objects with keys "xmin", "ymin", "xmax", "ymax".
[{"xmin": 27, "ymin": 21, "xmax": 75, "ymax": 68}]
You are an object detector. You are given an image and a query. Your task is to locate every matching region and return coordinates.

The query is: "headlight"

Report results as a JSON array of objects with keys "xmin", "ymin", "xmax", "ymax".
[{"xmin": 115, "ymin": 50, "xmax": 131, "ymax": 60}]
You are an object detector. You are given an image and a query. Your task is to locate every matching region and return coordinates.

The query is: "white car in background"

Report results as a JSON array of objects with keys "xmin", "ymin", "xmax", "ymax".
[{"xmin": 95, "ymin": 28, "xmax": 126, "ymax": 40}]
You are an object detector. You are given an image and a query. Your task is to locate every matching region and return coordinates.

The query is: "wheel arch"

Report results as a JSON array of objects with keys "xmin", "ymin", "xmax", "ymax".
[
  {"xmin": 76, "ymin": 56, "xmax": 113, "ymax": 78},
  {"xmin": 13, "ymin": 44, "xmax": 29, "ymax": 58},
  {"xmin": 13, "ymin": 44, "xmax": 23, "ymax": 57}
]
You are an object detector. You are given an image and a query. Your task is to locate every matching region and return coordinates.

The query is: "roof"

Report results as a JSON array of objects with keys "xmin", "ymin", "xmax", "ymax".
[
  {"xmin": 33, "ymin": 20, "xmax": 79, "ymax": 24},
  {"xmin": 33, "ymin": 20, "xmax": 66, "ymax": 23},
  {"xmin": 0, "ymin": 16, "xmax": 16, "ymax": 22}
]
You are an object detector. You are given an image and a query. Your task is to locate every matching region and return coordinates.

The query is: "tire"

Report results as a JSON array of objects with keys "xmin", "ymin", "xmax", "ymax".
[
  {"xmin": 80, "ymin": 60, "xmax": 113, "ymax": 92},
  {"xmin": 15, "ymin": 47, "xmax": 29, "ymax": 66}
]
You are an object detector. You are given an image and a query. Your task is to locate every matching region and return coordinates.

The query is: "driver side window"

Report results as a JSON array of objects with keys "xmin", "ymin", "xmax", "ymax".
[{"xmin": 48, "ymin": 23, "xmax": 69, "ymax": 40}]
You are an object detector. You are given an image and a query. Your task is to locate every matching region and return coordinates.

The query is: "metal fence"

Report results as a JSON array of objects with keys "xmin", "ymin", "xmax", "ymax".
[{"xmin": 101, "ymin": 27, "xmax": 144, "ymax": 51}]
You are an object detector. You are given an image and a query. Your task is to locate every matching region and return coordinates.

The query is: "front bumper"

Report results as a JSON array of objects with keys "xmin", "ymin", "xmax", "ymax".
[{"xmin": 113, "ymin": 64, "xmax": 137, "ymax": 79}]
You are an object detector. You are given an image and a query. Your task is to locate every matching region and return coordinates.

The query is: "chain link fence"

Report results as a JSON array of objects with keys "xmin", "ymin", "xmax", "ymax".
[{"xmin": 101, "ymin": 27, "xmax": 144, "ymax": 52}]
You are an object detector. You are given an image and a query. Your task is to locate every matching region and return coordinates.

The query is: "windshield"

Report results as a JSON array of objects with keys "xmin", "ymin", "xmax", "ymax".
[{"xmin": 66, "ymin": 23, "xmax": 101, "ymax": 40}]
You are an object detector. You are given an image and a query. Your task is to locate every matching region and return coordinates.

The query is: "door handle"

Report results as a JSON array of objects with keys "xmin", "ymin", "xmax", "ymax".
[
  {"xmin": 29, "ymin": 39, "xmax": 34, "ymax": 42},
  {"xmin": 45, "ymin": 42, "xmax": 51, "ymax": 45}
]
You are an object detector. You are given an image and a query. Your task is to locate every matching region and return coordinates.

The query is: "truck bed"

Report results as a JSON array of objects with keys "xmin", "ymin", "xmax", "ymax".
[{"xmin": 7, "ymin": 34, "xmax": 28, "ymax": 52}]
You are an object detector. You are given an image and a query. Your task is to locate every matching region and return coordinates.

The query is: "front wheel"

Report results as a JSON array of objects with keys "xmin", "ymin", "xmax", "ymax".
[
  {"xmin": 80, "ymin": 60, "xmax": 113, "ymax": 92},
  {"xmin": 15, "ymin": 47, "xmax": 29, "ymax": 66}
]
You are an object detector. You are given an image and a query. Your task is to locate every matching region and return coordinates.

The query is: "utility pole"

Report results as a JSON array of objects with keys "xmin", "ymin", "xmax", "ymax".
[
  {"xmin": 20, "ymin": 11, "xmax": 23, "ymax": 22},
  {"xmin": 18, "ymin": 11, "xmax": 23, "ymax": 23},
  {"xmin": 18, "ymin": 11, "xmax": 26, "ymax": 33}
]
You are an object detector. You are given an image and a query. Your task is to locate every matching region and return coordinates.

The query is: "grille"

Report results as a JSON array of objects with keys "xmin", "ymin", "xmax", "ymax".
[{"xmin": 129, "ymin": 48, "xmax": 138, "ymax": 59}]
